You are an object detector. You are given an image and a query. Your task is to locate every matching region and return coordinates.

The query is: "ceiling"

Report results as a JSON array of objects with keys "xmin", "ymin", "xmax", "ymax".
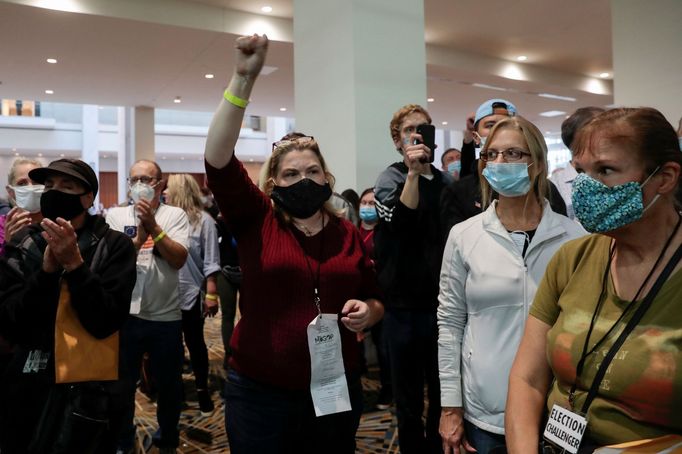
[{"xmin": 0, "ymin": 0, "xmax": 614, "ymax": 135}]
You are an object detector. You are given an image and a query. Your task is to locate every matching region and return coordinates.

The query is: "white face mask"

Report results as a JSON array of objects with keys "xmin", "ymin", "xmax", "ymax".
[
  {"xmin": 129, "ymin": 182, "xmax": 156, "ymax": 203},
  {"xmin": 11, "ymin": 184, "xmax": 44, "ymax": 213}
]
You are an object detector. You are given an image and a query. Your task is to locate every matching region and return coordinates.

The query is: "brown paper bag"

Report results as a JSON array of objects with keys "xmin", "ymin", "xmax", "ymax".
[{"xmin": 54, "ymin": 282, "xmax": 119, "ymax": 383}]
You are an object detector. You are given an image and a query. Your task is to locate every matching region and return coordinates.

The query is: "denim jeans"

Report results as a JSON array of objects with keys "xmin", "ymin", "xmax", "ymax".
[
  {"xmin": 224, "ymin": 369, "xmax": 363, "ymax": 454},
  {"xmin": 383, "ymin": 308, "xmax": 442, "ymax": 454},
  {"xmin": 117, "ymin": 316, "xmax": 184, "ymax": 450},
  {"xmin": 217, "ymin": 272, "xmax": 239, "ymax": 363},
  {"xmin": 464, "ymin": 420, "xmax": 507, "ymax": 454}
]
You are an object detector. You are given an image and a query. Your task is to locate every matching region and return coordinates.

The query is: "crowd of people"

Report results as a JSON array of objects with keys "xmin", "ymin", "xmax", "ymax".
[{"xmin": 1, "ymin": 32, "xmax": 682, "ymax": 454}]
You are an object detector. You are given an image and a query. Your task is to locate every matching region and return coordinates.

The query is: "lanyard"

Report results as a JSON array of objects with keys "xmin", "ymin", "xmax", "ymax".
[
  {"xmin": 570, "ymin": 215, "xmax": 682, "ymax": 412},
  {"xmin": 361, "ymin": 228, "xmax": 374, "ymax": 248},
  {"xmin": 296, "ymin": 215, "xmax": 325, "ymax": 316}
]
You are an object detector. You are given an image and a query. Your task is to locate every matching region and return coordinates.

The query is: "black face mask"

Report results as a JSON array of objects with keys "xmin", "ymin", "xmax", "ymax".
[
  {"xmin": 40, "ymin": 189, "xmax": 87, "ymax": 221},
  {"xmin": 270, "ymin": 178, "xmax": 332, "ymax": 219}
]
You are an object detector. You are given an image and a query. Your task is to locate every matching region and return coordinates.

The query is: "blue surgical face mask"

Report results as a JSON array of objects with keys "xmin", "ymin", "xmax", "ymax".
[
  {"xmin": 359, "ymin": 206, "xmax": 378, "ymax": 223},
  {"xmin": 571, "ymin": 168, "xmax": 660, "ymax": 233},
  {"xmin": 482, "ymin": 162, "xmax": 532, "ymax": 197},
  {"xmin": 447, "ymin": 160, "xmax": 461, "ymax": 175}
]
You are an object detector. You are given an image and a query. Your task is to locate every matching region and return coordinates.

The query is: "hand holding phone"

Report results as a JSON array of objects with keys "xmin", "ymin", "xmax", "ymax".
[{"xmin": 416, "ymin": 124, "xmax": 436, "ymax": 163}]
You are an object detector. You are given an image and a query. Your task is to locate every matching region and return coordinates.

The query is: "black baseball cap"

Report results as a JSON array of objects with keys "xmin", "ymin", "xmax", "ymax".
[{"xmin": 29, "ymin": 159, "xmax": 99, "ymax": 197}]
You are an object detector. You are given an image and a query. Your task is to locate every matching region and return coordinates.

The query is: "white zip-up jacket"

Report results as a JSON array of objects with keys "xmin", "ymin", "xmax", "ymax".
[{"xmin": 437, "ymin": 200, "xmax": 585, "ymax": 434}]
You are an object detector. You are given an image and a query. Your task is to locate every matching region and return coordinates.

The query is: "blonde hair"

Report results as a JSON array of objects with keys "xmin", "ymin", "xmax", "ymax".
[
  {"xmin": 8, "ymin": 157, "xmax": 42, "ymax": 186},
  {"xmin": 262, "ymin": 136, "xmax": 341, "ymax": 222},
  {"xmin": 479, "ymin": 116, "xmax": 549, "ymax": 208},
  {"xmin": 165, "ymin": 174, "xmax": 204, "ymax": 226}
]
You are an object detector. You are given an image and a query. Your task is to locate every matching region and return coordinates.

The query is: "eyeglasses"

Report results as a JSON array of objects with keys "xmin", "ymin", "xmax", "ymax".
[
  {"xmin": 127, "ymin": 176, "xmax": 158, "ymax": 185},
  {"xmin": 272, "ymin": 135, "xmax": 315, "ymax": 152},
  {"xmin": 480, "ymin": 148, "xmax": 531, "ymax": 162}
]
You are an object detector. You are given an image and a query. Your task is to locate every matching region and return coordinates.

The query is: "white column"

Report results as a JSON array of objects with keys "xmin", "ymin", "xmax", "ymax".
[
  {"xmin": 293, "ymin": 0, "xmax": 427, "ymax": 192},
  {"xmin": 116, "ymin": 106, "xmax": 155, "ymax": 204},
  {"xmin": 117, "ymin": 107, "xmax": 129, "ymax": 204},
  {"xmin": 81, "ymin": 104, "xmax": 100, "ymax": 209},
  {"xmin": 266, "ymin": 116, "xmax": 290, "ymax": 155},
  {"xmin": 133, "ymin": 106, "xmax": 155, "ymax": 162},
  {"xmin": 611, "ymin": 0, "xmax": 682, "ymax": 124}
]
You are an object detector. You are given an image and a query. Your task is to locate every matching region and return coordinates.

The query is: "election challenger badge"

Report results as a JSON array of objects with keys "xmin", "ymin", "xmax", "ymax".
[{"xmin": 543, "ymin": 404, "xmax": 588, "ymax": 454}]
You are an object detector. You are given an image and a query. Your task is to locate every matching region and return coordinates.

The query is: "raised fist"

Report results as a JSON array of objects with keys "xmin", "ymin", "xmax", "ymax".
[{"xmin": 234, "ymin": 34, "xmax": 269, "ymax": 79}]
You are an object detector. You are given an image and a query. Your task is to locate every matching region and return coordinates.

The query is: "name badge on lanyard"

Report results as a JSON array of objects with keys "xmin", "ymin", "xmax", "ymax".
[
  {"xmin": 306, "ymin": 314, "xmax": 352, "ymax": 417},
  {"xmin": 543, "ymin": 404, "xmax": 587, "ymax": 454},
  {"xmin": 128, "ymin": 206, "xmax": 154, "ymax": 314}
]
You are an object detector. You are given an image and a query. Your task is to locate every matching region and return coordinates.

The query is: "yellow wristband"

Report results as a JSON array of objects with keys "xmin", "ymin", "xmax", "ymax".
[
  {"xmin": 205, "ymin": 293, "xmax": 219, "ymax": 301},
  {"xmin": 153, "ymin": 230, "xmax": 167, "ymax": 243},
  {"xmin": 223, "ymin": 89, "xmax": 249, "ymax": 108}
]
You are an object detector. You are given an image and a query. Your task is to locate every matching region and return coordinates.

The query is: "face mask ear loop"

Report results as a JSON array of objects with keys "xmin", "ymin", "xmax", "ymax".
[
  {"xmin": 641, "ymin": 165, "xmax": 661, "ymax": 188},
  {"xmin": 641, "ymin": 166, "xmax": 662, "ymax": 213},
  {"xmin": 643, "ymin": 194, "xmax": 661, "ymax": 213}
]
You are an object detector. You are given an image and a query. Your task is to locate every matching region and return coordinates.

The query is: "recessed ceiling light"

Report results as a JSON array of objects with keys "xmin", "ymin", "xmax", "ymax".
[
  {"xmin": 260, "ymin": 65, "xmax": 279, "ymax": 76},
  {"xmin": 442, "ymin": 121, "xmax": 448, "ymax": 125},
  {"xmin": 14, "ymin": 152, "xmax": 19, "ymax": 156},
  {"xmin": 103, "ymin": 154, "xmax": 108, "ymax": 158},
  {"xmin": 565, "ymin": 115, "xmax": 571, "ymax": 119},
  {"xmin": 546, "ymin": 131, "xmax": 552, "ymax": 134},
  {"xmin": 205, "ymin": 74, "xmax": 214, "ymax": 79},
  {"xmin": 472, "ymin": 82, "xmax": 508, "ymax": 92},
  {"xmin": 516, "ymin": 55, "xmax": 528, "ymax": 62},
  {"xmin": 38, "ymin": 153, "xmax": 43, "ymax": 157},
  {"xmin": 261, "ymin": 6, "xmax": 272, "ymax": 13},
  {"xmin": 599, "ymin": 72, "xmax": 610, "ymax": 78},
  {"xmin": 46, "ymin": 58, "xmax": 57, "ymax": 64},
  {"xmin": 538, "ymin": 93, "xmax": 577, "ymax": 102},
  {"xmin": 45, "ymin": 89, "xmax": 54, "ymax": 94},
  {"xmin": 162, "ymin": 156, "xmax": 167, "ymax": 160},
  {"xmin": 427, "ymin": 98, "xmax": 435, "ymax": 103},
  {"xmin": 539, "ymin": 110, "xmax": 567, "ymax": 117},
  {"xmin": 180, "ymin": 157, "xmax": 185, "ymax": 160},
  {"xmin": 60, "ymin": 153, "xmax": 65, "ymax": 157},
  {"xmin": 174, "ymin": 96, "xmax": 182, "ymax": 103},
  {"xmin": 279, "ymin": 107, "xmax": 287, "ymax": 112}
]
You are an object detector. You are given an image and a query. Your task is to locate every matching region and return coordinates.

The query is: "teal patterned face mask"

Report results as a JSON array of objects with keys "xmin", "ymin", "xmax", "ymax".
[{"xmin": 572, "ymin": 168, "xmax": 660, "ymax": 233}]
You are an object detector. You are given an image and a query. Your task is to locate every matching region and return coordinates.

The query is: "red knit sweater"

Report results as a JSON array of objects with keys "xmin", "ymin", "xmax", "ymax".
[{"xmin": 206, "ymin": 157, "xmax": 380, "ymax": 390}]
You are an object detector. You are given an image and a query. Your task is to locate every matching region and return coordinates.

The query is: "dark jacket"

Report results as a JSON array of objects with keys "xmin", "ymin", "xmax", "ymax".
[
  {"xmin": 0, "ymin": 201, "xmax": 10, "ymax": 216},
  {"xmin": 374, "ymin": 161, "xmax": 453, "ymax": 310},
  {"xmin": 0, "ymin": 215, "xmax": 136, "ymax": 453},
  {"xmin": 0, "ymin": 215, "xmax": 136, "ymax": 373}
]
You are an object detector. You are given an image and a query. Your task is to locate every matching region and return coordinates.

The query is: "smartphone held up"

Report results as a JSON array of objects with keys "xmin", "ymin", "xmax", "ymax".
[{"xmin": 415, "ymin": 123, "xmax": 436, "ymax": 163}]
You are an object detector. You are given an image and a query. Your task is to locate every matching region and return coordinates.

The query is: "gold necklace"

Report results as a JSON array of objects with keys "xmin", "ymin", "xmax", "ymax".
[{"xmin": 294, "ymin": 214, "xmax": 325, "ymax": 236}]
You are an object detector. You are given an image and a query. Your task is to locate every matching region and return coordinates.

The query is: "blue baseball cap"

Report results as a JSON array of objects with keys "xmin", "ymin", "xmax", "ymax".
[{"xmin": 474, "ymin": 99, "xmax": 517, "ymax": 127}]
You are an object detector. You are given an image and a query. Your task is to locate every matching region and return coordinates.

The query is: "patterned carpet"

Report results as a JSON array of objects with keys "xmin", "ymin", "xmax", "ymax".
[{"xmin": 133, "ymin": 314, "xmax": 400, "ymax": 453}]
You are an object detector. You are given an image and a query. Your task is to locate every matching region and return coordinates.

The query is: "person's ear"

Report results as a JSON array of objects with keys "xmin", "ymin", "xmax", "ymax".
[
  {"xmin": 82, "ymin": 192, "xmax": 95, "ymax": 209},
  {"xmin": 393, "ymin": 136, "xmax": 403, "ymax": 154},
  {"xmin": 657, "ymin": 162, "xmax": 681, "ymax": 195},
  {"xmin": 6, "ymin": 185, "xmax": 15, "ymax": 203}
]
